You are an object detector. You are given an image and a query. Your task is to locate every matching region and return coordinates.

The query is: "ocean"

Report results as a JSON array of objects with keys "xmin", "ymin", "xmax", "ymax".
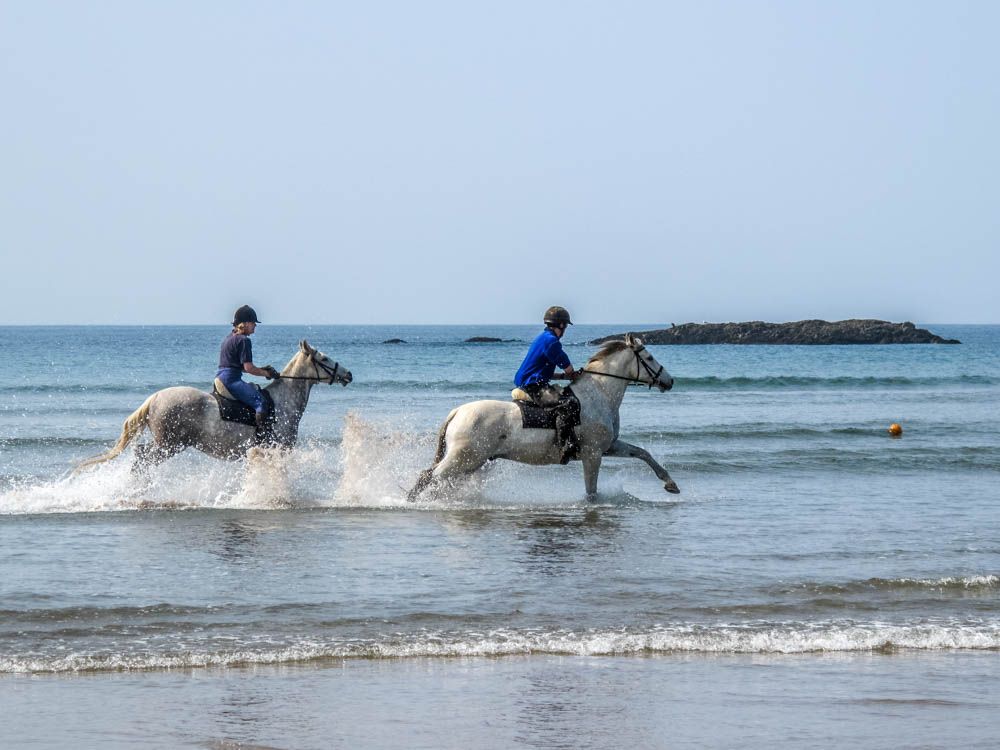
[{"xmin": 1, "ymin": 324, "xmax": 998, "ymax": 748}]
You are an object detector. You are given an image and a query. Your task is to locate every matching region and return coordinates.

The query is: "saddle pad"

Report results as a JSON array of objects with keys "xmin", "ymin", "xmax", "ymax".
[
  {"xmin": 514, "ymin": 394, "xmax": 582, "ymax": 431},
  {"xmin": 210, "ymin": 383, "xmax": 274, "ymax": 428},
  {"xmin": 515, "ymin": 400, "xmax": 558, "ymax": 430}
]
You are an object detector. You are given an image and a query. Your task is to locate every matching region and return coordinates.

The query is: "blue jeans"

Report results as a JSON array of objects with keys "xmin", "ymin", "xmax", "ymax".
[{"xmin": 216, "ymin": 368, "xmax": 266, "ymax": 413}]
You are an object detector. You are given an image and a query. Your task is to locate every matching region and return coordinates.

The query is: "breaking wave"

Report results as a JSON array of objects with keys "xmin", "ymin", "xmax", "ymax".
[{"xmin": 4, "ymin": 621, "xmax": 999, "ymax": 673}]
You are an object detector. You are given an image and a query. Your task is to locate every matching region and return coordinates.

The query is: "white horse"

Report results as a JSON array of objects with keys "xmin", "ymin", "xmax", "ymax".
[
  {"xmin": 408, "ymin": 334, "xmax": 678, "ymax": 501},
  {"xmin": 74, "ymin": 340, "xmax": 352, "ymax": 474}
]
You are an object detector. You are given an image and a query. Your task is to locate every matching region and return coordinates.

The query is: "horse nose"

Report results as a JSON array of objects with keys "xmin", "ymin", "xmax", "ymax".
[
  {"xmin": 662, "ymin": 378, "xmax": 673, "ymax": 391},
  {"xmin": 342, "ymin": 372, "xmax": 353, "ymax": 386}
]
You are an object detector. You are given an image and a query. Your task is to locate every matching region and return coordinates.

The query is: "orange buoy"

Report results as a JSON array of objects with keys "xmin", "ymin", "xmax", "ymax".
[{"xmin": 888, "ymin": 424, "xmax": 903, "ymax": 436}]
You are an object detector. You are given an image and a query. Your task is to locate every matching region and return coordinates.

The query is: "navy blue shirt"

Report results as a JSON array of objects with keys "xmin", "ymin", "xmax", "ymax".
[
  {"xmin": 218, "ymin": 333, "xmax": 253, "ymax": 371},
  {"xmin": 515, "ymin": 329, "xmax": 571, "ymax": 387}
]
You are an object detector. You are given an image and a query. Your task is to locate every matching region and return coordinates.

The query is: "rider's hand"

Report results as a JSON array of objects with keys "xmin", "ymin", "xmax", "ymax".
[
  {"xmin": 264, "ymin": 365, "xmax": 280, "ymax": 380},
  {"xmin": 564, "ymin": 365, "xmax": 577, "ymax": 382}
]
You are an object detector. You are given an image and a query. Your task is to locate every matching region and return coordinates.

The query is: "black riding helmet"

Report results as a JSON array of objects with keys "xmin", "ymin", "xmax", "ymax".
[
  {"xmin": 544, "ymin": 306, "xmax": 573, "ymax": 327},
  {"xmin": 232, "ymin": 305, "xmax": 260, "ymax": 326}
]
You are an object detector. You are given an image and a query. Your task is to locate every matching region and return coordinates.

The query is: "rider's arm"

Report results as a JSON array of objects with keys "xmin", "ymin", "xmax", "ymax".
[
  {"xmin": 545, "ymin": 337, "xmax": 574, "ymax": 380},
  {"xmin": 243, "ymin": 362, "xmax": 278, "ymax": 379}
]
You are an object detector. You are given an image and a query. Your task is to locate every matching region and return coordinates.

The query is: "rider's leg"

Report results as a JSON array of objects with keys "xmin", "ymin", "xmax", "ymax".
[
  {"xmin": 525, "ymin": 383, "xmax": 579, "ymax": 463},
  {"xmin": 220, "ymin": 377, "xmax": 269, "ymax": 426},
  {"xmin": 554, "ymin": 393, "xmax": 581, "ymax": 464}
]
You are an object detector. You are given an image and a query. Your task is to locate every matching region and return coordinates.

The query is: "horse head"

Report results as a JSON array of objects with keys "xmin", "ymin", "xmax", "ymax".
[
  {"xmin": 286, "ymin": 340, "xmax": 353, "ymax": 386},
  {"xmin": 625, "ymin": 334, "xmax": 673, "ymax": 392}
]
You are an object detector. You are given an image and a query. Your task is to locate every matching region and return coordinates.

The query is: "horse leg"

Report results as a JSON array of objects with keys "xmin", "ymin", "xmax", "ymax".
[
  {"xmin": 407, "ymin": 468, "xmax": 436, "ymax": 502},
  {"xmin": 603, "ymin": 439, "xmax": 680, "ymax": 494},
  {"xmin": 408, "ymin": 439, "xmax": 492, "ymax": 501},
  {"xmin": 131, "ymin": 441, "xmax": 183, "ymax": 475},
  {"xmin": 582, "ymin": 453, "xmax": 602, "ymax": 500}
]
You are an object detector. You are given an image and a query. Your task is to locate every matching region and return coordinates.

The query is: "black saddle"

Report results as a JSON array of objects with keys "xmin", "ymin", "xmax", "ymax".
[
  {"xmin": 514, "ymin": 388, "xmax": 581, "ymax": 431},
  {"xmin": 210, "ymin": 383, "xmax": 275, "ymax": 442}
]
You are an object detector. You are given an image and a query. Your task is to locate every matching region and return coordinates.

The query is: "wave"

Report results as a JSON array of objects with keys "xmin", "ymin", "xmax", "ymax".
[
  {"xmin": 3, "ymin": 621, "xmax": 999, "ymax": 673},
  {"xmin": 0, "ymin": 437, "xmax": 112, "ymax": 449},
  {"xmin": 624, "ymin": 424, "xmax": 961, "ymax": 442},
  {"xmin": 0, "ymin": 380, "xmax": 212, "ymax": 395},
  {"xmin": 4, "ymin": 374, "xmax": 998, "ymax": 398},
  {"xmin": 776, "ymin": 575, "xmax": 1000, "ymax": 595},
  {"xmin": 676, "ymin": 375, "xmax": 1000, "ymax": 390},
  {"xmin": 662, "ymin": 446, "xmax": 1000, "ymax": 474},
  {"xmin": 257, "ymin": 374, "xmax": 1000, "ymax": 392}
]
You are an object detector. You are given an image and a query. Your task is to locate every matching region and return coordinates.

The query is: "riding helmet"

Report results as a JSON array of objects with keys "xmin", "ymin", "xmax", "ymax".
[
  {"xmin": 543, "ymin": 306, "xmax": 573, "ymax": 327},
  {"xmin": 232, "ymin": 305, "xmax": 260, "ymax": 326}
]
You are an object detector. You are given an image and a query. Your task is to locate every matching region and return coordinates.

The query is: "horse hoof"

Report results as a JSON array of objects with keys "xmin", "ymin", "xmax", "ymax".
[{"xmin": 664, "ymin": 481, "xmax": 680, "ymax": 494}]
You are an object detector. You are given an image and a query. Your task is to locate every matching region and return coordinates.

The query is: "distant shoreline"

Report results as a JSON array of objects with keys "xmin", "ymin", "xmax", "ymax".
[
  {"xmin": 589, "ymin": 320, "xmax": 961, "ymax": 345},
  {"xmin": 0, "ymin": 322, "xmax": 991, "ymax": 328}
]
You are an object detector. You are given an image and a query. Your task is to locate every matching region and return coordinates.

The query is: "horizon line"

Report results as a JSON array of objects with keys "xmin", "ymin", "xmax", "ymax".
[{"xmin": 0, "ymin": 321, "xmax": 993, "ymax": 328}]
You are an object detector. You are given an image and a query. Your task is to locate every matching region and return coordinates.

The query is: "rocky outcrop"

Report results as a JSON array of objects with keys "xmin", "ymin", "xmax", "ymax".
[
  {"xmin": 382, "ymin": 338, "xmax": 407, "ymax": 344},
  {"xmin": 589, "ymin": 320, "xmax": 960, "ymax": 345}
]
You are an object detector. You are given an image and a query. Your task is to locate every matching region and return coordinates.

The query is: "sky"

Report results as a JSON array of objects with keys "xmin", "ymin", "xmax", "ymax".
[{"xmin": 1, "ymin": 1, "xmax": 997, "ymax": 325}]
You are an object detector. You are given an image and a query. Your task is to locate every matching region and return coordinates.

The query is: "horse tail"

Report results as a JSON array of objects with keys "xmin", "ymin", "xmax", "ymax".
[
  {"xmin": 407, "ymin": 408, "xmax": 459, "ymax": 502},
  {"xmin": 433, "ymin": 408, "xmax": 459, "ymax": 466},
  {"xmin": 72, "ymin": 395, "xmax": 155, "ymax": 474}
]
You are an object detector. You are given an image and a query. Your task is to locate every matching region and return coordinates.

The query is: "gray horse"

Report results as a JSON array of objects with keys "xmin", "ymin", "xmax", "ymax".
[
  {"xmin": 408, "ymin": 335, "xmax": 678, "ymax": 501},
  {"xmin": 74, "ymin": 340, "xmax": 352, "ymax": 474}
]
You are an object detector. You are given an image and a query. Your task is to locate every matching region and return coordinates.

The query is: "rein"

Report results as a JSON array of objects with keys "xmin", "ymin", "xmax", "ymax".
[
  {"xmin": 581, "ymin": 346, "xmax": 664, "ymax": 389},
  {"xmin": 272, "ymin": 356, "xmax": 341, "ymax": 384}
]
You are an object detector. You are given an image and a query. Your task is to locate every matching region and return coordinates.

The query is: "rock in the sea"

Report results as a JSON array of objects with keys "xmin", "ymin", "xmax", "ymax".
[
  {"xmin": 382, "ymin": 338, "xmax": 407, "ymax": 344},
  {"xmin": 589, "ymin": 320, "xmax": 960, "ymax": 345},
  {"xmin": 465, "ymin": 337, "xmax": 504, "ymax": 343}
]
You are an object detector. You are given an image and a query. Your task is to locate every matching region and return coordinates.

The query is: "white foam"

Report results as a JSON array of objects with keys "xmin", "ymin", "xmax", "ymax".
[
  {"xmin": 895, "ymin": 575, "xmax": 999, "ymax": 588},
  {"xmin": 0, "ymin": 441, "xmax": 345, "ymax": 514},
  {"xmin": 4, "ymin": 621, "xmax": 999, "ymax": 673},
  {"xmin": 0, "ymin": 412, "xmax": 681, "ymax": 514},
  {"xmin": 330, "ymin": 411, "xmax": 432, "ymax": 507}
]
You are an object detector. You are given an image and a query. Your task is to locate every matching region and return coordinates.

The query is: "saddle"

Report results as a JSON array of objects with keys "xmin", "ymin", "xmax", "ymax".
[
  {"xmin": 511, "ymin": 385, "xmax": 581, "ymax": 431},
  {"xmin": 211, "ymin": 379, "xmax": 276, "ymax": 442}
]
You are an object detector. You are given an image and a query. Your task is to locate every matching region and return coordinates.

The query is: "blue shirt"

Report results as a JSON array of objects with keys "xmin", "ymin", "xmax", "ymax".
[
  {"xmin": 218, "ymin": 333, "xmax": 253, "ymax": 373},
  {"xmin": 515, "ymin": 329, "xmax": 571, "ymax": 387}
]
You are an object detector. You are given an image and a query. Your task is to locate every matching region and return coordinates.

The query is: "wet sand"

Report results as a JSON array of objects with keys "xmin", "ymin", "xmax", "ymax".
[{"xmin": 4, "ymin": 651, "xmax": 999, "ymax": 749}]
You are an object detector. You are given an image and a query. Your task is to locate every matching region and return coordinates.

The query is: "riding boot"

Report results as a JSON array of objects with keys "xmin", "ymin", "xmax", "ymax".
[{"xmin": 555, "ymin": 419, "xmax": 580, "ymax": 465}]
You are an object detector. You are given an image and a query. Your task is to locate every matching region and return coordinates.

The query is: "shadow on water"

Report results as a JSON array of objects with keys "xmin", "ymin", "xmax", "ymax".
[
  {"xmin": 212, "ymin": 519, "xmax": 263, "ymax": 562},
  {"xmin": 517, "ymin": 512, "xmax": 627, "ymax": 573},
  {"xmin": 512, "ymin": 665, "xmax": 630, "ymax": 750},
  {"xmin": 196, "ymin": 677, "xmax": 283, "ymax": 750}
]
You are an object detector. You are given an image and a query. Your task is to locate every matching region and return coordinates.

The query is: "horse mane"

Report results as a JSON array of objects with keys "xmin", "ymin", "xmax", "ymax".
[{"xmin": 586, "ymin": 340, "xmax": 629, "ymax": 365}]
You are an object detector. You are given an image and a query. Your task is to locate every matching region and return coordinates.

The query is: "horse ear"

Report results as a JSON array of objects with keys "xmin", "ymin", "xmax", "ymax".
[
  {"xmin": 300, "ymin": 340, "xmax": 309, "ymax": 353},
  {"xmin": 625, "ymin": 333, "xmax": 634, "ymax": 347}
]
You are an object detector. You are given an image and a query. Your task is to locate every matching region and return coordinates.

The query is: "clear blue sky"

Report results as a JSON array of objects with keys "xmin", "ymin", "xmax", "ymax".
[{"xmin": 2, "ymin": 1, "xmax": 997, "ymax": 324}]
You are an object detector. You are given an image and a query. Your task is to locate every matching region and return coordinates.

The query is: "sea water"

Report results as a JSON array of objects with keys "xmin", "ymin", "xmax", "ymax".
[{"xmin": 1, "ymin": 324, "xmax": 998, "ymax": 748}]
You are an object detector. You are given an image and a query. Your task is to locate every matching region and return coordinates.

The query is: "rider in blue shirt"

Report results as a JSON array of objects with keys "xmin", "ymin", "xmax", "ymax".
[
  {"xmin": 515, "ymin": 306, "xmax": 580, "ymax": 463},
  {"xmin": 216, "ymin": 305, "xmax": 279, "ymax": 428}
]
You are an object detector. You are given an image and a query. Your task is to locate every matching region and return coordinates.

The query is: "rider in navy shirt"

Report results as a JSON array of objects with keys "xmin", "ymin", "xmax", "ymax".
[
  {"xmin": 216, "ymin": 305, "xmax": 279, "ymax": 427},
  {"xmin": 515, "ymin": 306, "xmax": 580, "ymax": 463}
]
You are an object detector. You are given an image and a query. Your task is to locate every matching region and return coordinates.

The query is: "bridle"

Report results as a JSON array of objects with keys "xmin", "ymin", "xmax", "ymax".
[
  {"xmin": 272, "ymin": 353, "xmax": 342, "ymax": 385},
  {"xmin": 582, "ymin": 345, "xmax": 664, "ymax": 389}
]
